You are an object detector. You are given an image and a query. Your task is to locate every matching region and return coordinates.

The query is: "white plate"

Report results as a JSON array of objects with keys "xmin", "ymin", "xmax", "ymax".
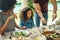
[
  {"xmin": 13, "ymin": 30, "xmax": 30, "ymax": 37},
  {"xmin": 40, "ymin": 26, "xmax": 54, "ymax": 32}
]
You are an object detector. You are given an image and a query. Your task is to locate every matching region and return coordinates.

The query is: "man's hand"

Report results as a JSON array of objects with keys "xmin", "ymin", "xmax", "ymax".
[
  {"xmin": 51, "ymin": 0, "xmax": 57, "ymax": 21},
  {"xmin": 41, "ymin": 17, "xmax": 47, "ymax": 24},
  {"xmin": 52, "ymin": 12, "xmax": 57, "ymax": 21}
]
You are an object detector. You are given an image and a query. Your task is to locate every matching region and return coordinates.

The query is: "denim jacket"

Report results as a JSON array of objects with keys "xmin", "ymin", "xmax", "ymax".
[{"xmin": 20, "ymin": 19, "xmax": 34, "ymax": 29}]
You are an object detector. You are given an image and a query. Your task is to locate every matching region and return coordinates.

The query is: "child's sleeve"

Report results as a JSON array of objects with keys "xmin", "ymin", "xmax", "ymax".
[{"xmin": 20, "ymin": 20, "xmax": 25, "ymax": 27}]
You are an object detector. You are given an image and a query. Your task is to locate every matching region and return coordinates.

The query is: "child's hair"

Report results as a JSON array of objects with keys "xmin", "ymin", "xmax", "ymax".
[
  {"xmin": 0, "ymin": 0, "xmax": 17, "ymax": 12},
  {"xmin": 20, "ymin": 7, "xmax": 33, "ymax": 21}
]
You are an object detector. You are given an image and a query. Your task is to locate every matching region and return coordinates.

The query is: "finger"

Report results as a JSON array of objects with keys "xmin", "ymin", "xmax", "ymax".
[
  {"xmin": 12, "ymin": 14, "xmax": 17, "ymax": 18},
  {"xmin": 13, "ymin": 14, "xmax": 16, "ymax": 17},
  {"xmin": 14, "ymin": 14, "xmax": 17, "ymax": 18}
]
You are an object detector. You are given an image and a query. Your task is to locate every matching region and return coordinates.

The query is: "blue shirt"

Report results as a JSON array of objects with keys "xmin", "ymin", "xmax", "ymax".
[{"xmin": 20, "ymin": 19, "xmax": 34, "ymax": 29}]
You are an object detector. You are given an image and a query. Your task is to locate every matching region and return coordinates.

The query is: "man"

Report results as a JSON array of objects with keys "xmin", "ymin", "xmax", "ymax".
[{"xmin": 34, "ymin": 0, "xmax": 57, "ymax": 27}]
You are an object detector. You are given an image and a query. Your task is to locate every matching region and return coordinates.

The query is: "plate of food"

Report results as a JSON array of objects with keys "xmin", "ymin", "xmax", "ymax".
[
  {"xmin": 46, "ymin": 33, "xmax": 60, "ymax": 40},
  {"xmin": 40, "ymin": 26, "xmax": 54, "ymax": 32},
  {"xmin": 13, "ymin": 30, "xmax": 30, "ymax": 37},
  {"xmin": 43, "ymin": 31, "xmax": 60, "ymax": 40}
]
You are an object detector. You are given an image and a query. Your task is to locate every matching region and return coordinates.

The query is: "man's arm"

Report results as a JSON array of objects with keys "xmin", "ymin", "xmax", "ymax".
[
  {"xmin": 51, "ymin": 0, "xmax": 57, "ymax": 21},
  {"xmin": 34, "ymin": 3, "xmax": 43, "ymax": 19},
  {"xmin": 34, "ymin": 3, "xmax": 46, "ymax": 24},
  {"xmin": 51, "ymin": 0, "xmax": 57, "ymax": 12}
]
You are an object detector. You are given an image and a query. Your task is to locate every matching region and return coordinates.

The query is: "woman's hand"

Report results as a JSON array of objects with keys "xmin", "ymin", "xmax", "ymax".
[{"xmin": 7, "ymin": 14, "xmax": 17, "ymax": 20}]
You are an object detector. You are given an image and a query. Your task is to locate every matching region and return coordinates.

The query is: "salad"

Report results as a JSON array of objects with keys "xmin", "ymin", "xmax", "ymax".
[{"xmin": 13, "ymin": 30, "xmax": 30, "ymax": 37}]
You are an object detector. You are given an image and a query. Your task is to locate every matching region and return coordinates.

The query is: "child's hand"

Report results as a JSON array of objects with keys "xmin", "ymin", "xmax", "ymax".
[{"xmin": 22, "ymin": 26, "xmax": 26, "ymax": 30}]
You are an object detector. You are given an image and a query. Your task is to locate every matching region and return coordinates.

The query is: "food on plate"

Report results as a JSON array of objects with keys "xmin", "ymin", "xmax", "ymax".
[
  {"xmin": 43, "ymin": 31, "xmax": 55, "ymax": 35},
  {"xmin": 13, "ymin": 30, "xmax": 30, "ymax": 37},
  {"xmin": 46, "ymin": 33, "xmax": 60, "ymax": 38},
  {"xmin": 42, "ymin": 27, "xmax": 46, "ymax": 29},
  {"xmin": 42, "ymin": 27, "xmax": 48, "ymax": 32},
  {"xmin": 46, "ymin": 33, "xmax": 60, "ymax": 40},
  {"xmin": 15, "ymin": 31, "xmax": 26, "ymax": 36},
  {"xmin": 42, "ymin": 26, "xmax": 54, "ymax": 32},
  {"xmin": 43, "ymin": 31, "xmax": 60, "ymax": 40}
]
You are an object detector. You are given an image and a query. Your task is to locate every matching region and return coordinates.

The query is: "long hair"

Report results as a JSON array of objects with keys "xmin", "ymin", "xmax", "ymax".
[{"xmin": 20, "ymin": 7, "xmax": 33, "ymax": 22}]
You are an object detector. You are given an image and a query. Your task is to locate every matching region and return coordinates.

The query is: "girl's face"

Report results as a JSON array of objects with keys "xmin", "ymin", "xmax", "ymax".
[{"xmin": 27, "ymin": 10, "xmax": 32, "ymax": 19}]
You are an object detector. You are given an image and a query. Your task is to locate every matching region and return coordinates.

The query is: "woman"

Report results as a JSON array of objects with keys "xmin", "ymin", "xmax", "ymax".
[{"xmin": 0, "ymin": 0, "xmax": 19, "ymax": 35}]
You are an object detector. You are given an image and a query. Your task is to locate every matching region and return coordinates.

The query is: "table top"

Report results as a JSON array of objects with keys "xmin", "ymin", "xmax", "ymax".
[{"xmin": 0, "ymin": 25, "xmax": 60, "ymax": 40}]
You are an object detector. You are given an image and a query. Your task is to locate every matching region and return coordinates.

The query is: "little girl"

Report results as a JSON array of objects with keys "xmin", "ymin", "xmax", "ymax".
[{"xmin": 20, "ymin": 7, "xmax": 35, "ymax": 29}]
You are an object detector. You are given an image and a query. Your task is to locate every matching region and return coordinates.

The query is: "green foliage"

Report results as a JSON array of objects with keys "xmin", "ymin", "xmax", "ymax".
[{"xmin": 28, "ymin": 0, "xmax": 34, "ymax": 9}]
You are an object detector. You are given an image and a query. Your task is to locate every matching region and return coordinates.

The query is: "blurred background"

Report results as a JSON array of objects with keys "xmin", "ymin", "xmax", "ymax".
[
  {"xmin": 14, "ymin": 0, "xmax": 60, "ymax": 18},
  {"xmin": 0, "ymin": 0, "xmax": 60, "ymax": 26},
  {"xmin": 13, "ymin": 0, "xmax": 60, "ymax": 26}
]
